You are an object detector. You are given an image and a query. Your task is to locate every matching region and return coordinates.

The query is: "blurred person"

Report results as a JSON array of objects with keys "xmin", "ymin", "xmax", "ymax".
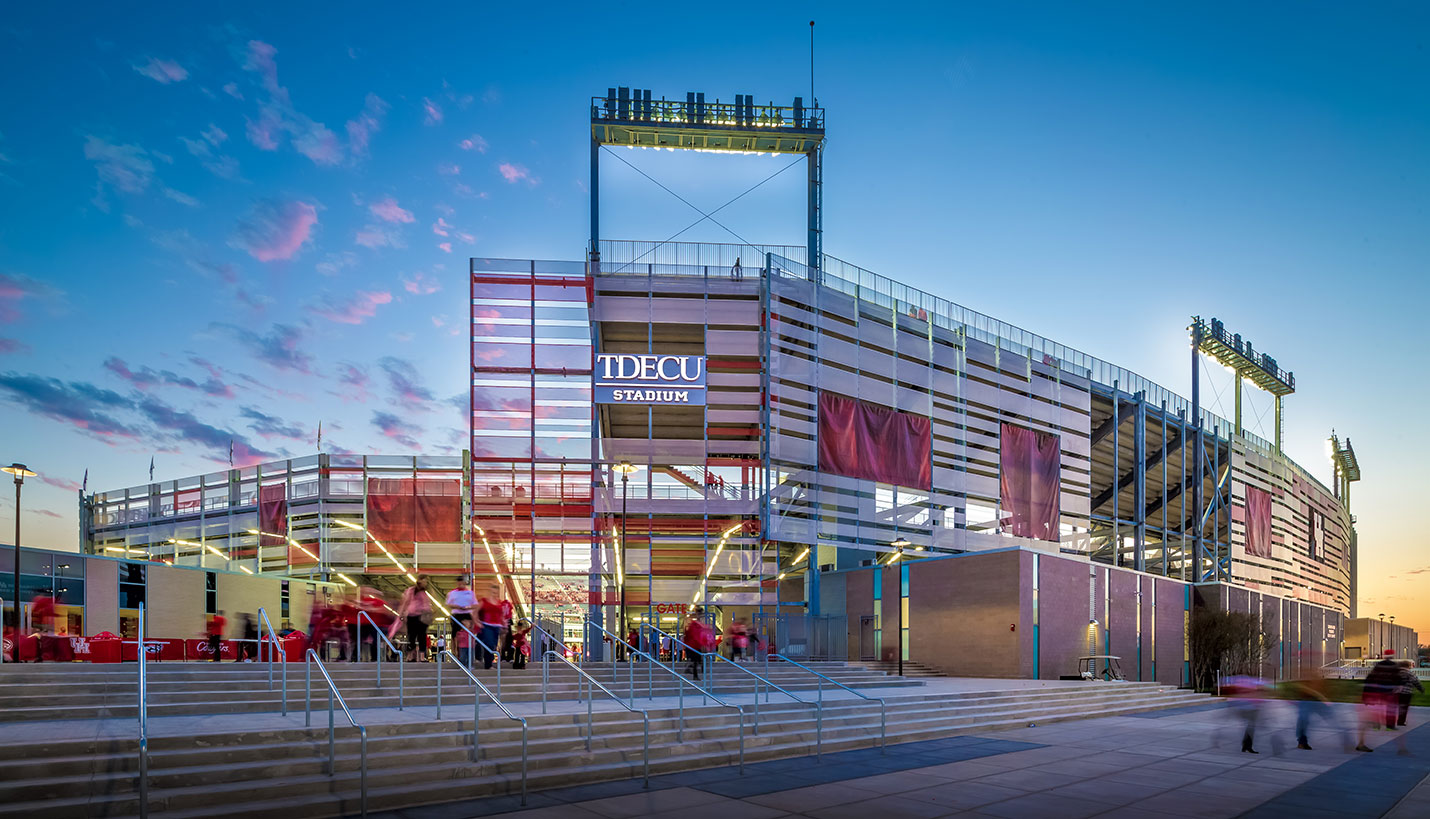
[
  {"xmin": 356, "ymin": 587, "xmax": 393, "ymax": 661},
  {"xmin": 511, "ymin": 620, "xmax": 531, "ymax": 669},
  {"xmin": 207, "ymin": 610, "xmax": 226, "ymax": 662},
  {"xmin": 1223, "ymin": 675, "xmax": 1268, "ymax": 753},
  {"xmin": 728, "ymin": 620, "xmax": 749, "ymax": 662},
  {"xmin": 396, "ymin": 575, "xmax": 433, "ymax": 662},
  {"xmin": 30, "ymin": 590, "xmax": 56, "ymax": 662},
  {"xmin": 236, "ymin": 613, "xmax": 259, "ymax": 662},
  {"xmin": 475, "ymin": 585, "xmax": 505, "ymax": 669},
  {"xmin": 1357, "ymin": 650, "xmax": 1403, "ymax": 752},
  {"xmin": 446, "ymin": 576, "xmax": 476, "ymax": 650},
  {"xmin": 1397, "ymin": 660, "xmax": 1423, "ymax": 727},
  {"xmin": 1288, "ymin": 673, "xmax": 1337, "ymax": 751}
]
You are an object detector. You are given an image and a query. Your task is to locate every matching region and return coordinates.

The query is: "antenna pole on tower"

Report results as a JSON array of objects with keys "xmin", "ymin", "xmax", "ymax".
[{"xmin": 810, "ymin": 21, "xmax": 816, "ymax": 107}]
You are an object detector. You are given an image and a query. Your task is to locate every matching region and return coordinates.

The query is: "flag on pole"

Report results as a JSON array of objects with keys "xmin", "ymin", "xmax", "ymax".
[
  {"xmin": 317, "ymin": 421, "xmax": 322, "ymax": 451},
  {"xmin": 149, "ymin": 457, "xmax": 155, "ymax": 481},
  {"xmin": 229, "ymin": 440, "xmax": 234, "ymax": 467},
  {"xmin": 81, "ymin": 468, "xmax": 88, "ymax": 494}
]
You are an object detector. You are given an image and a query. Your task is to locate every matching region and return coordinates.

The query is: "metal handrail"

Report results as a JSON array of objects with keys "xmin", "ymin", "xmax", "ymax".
[
  {"xmin": 771, "ymin": 654, "xmax": 886, "ymax": 753},
  {"xmin": 305, "ymin": 649, "xmax": 369, "ymax": 818},
  {"xmin": 254, "ymin": 607, "xmax": 288, "ymax": 716},
  {"xmin": 435, "ymin": 649, "xmax": 528, "ymax": 805},
  {"xmin": 356, "ymin": 610, "xmax": 403, "ymax": 709},
  {"xmin": 586, "ymin": 621, "xmax": 744, "ymax": 771},
  {"xmin": 542, "ymin": 650, "xmax": 651, "ymax": 788},
  {"xmin": 643, "ymin": 622, "xmax": 818, "ymax": 748},
  {"xmin": 450, "ymin": 617, "xmax": 502, "ymax": 696},
  {"xmin": 528, "ymin": 621, "xmax": 573, "ymax": 660},
  {"xmin": 137, "ymin": 603, "xmax": 149, "ymax": 819}
]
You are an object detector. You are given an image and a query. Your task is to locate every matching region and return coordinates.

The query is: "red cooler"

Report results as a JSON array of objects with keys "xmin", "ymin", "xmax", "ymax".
[
  {"xmin": 282, "ymin": 631, "xmax": 308, "ymax": 664},
  {"xmin": 90, "ymin": 632, "xmax": 121, "ymax": 663}
]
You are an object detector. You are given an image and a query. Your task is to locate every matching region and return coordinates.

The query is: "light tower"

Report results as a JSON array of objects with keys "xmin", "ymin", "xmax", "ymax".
[{"xmin": 1330, "ymin": 432, "xmax": 1361, "ymax": 617}]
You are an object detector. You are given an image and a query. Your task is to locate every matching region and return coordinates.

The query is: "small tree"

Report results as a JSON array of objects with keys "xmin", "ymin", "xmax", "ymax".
[{"xmin": 1189, "ymin": 608, "xmax": 1278, "ymax": 692}]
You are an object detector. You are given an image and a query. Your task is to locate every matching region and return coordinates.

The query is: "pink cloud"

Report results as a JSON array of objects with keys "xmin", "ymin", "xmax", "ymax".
[
  {"xmin": 369, "ymin": 196, "xmax": 414, "ymax": 223},
  {"xmin": 133, "ymin": 57, "xmax": 188, "ymax": 84},
  {"xmin": 432, "ymin": 217, "xmax": 451, "ymax": 237},
  {"xmin": 0, "ymin": 273, "xmax": 61, "ymax": 323},
  {"xmin": 456, "ymin": 231, "xmax": 475, "ymax": 244},
  {"xmin": 245, "ymin": 41, "xmax": 280, "ymax": 91},
  {"xmin": 39, "ymin": 475, "xmax": 82, "ymax": 492},
  {"xmin": 438, "ymin": 162, "xmax": 460, "ymax": 176},
  {"xmin": 423, "ymin": 98, "xmax": 444, "ymax": 126},
  {"xmin": 0, "ymin": 338, "xmax": 30, "ymax": 354},
  {"xmin": 345, "ymin": 93, "xmax": 389, "ymax": 160},
  {"xmin": 309, "ymin": 290, "xmax": 392, "ymax": 325},
  {"xmin": 459, "ymin": 134, "xmax": 488, "ymax": 153},
  {"xmin": 498, "ymin": 162, "xmax": 538, "ymax": 185},
  {"xmin": 232, "ymin": 199, "xmax": 318, "ymax": 262},
  {"xmin": 431, "ymin": 316, "xmax": 445, "ymax": 328},
  {"xmin": 240, "ymin": 40, "xmax": 342, "ymax": 166},
  {"xmin": 355, "ymin": 224, "xmax": 403, "ymax": 249},
  {"xmin": 438, "ymin": 242, "xmax": 452, "ymax": 253},
  {"xmin": 223, "ymin": 82, "xmax": 243, "ymax": 100},
  {"xmin": 403, "ymin": 272, "xmax": 441, "ymax": 295}
]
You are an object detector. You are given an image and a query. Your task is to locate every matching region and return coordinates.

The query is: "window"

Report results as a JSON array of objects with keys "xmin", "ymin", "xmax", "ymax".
[
  {"xmin": 119, "ymin": 562, "xmax": 146, "ymax": 609},
  {"xmin": 900, "ymin": 563, "xmax": 910, "ymax": 662},
  {"xmin": 281, "ymin": 580, "xmax": 290, "ymax": 622},
  {"xmin": 205, "ymin": 572, "xmax": 217, "ymax": 614}
]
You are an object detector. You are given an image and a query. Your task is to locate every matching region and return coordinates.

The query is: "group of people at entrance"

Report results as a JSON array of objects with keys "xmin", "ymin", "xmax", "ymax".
[{"xmin": 437, "ymin": 576, "xmax": 529, "ymax": 669}]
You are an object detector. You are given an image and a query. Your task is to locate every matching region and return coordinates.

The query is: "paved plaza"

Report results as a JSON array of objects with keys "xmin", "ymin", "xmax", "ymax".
[{"xmin": 365, "ymin": 701, "xmax": 1427, "ymax": 819}]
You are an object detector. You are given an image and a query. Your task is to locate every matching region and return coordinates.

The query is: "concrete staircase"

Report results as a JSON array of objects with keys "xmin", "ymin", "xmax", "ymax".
[
  {"xmin": 0, "ymin": 659, "xmax": 919, "ymax": 722},
  {"xmin": 0, "ymin": 662, "xmax": 1212, "ymax": 818}
]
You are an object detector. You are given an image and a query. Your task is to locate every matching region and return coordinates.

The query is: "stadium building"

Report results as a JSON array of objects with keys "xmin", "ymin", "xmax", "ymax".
[{"xmin": 73, "ymin": 89, "xmax": 1378, "ymax": 683}]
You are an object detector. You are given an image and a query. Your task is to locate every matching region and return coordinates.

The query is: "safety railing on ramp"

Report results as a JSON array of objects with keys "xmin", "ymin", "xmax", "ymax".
[
  {"xmin": 356, "ymin": 610, "xmax": 403, "ymax": 709},
  {"xmin": 643, "ymin": 623, "xmax": 819, "ymax": 750},
  {"xmin": 451, "ymin": 618, "xmax": 505, "ymax": 696},
  {"xmin": 435, "ymin": 648, "xmax": 529, "ymax": 804},
  {"xmin": 542, "ymin": 650, "xmax": 652, "ymax": 787},
  {"xmin": 770, "ymin": 653, "xmax": 886, "ymax": 753},
  {"xmin": 138, "ymin": 603, "xmax": 149, "ymax": 819},
  {"xmin": 305, "ymin": 650, "xmax": 368, "ymax": 818},
  {"xmin": 255, "ymin": 606, "xmax": 288, "ymax": 715},
  {"xmin": 587, "ymin": 621, "xmax": 745, "ymax": 772}
]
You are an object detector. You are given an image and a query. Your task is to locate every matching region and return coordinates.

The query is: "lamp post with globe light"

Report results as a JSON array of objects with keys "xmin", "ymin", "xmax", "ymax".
[
  {"xmin": 3, "ymin": 463, "xmax": 37, "ymax": 632},
  {"xmin": 890, "ymin": 537, "xmax": 910, "ymax": 676},
  {"xmin": 613, "ymin": 461, "xmax": 640, "ymax": 660}
]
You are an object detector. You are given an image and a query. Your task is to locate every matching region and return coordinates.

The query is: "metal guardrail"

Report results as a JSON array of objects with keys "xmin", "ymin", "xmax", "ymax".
[
  {"xmin": 356, "ymin": 611, "xmax": 403, "ymax": 709},
  {"xmin": 137, "ymin": 603, "xmax": 149, "ymax": 819},
  {"xmin": 450, "ymin": 618, "xmax": 503, "ymax": 696},
  {"xmin": 771, "ymin": 654, "xmax": 886, "ymax": 753},
  {"xmin": 586, "ymin": 621, "xmax": 745, "ymax": 772},
  {"xmin": 254, "ymin": 607, "xmax": 287, "ymax": 716},
  {"xmin": 305, "ymin": 650, "xmax": 368, "ymax": 818},
  {"xmin": 542, "ymin": 650, "xmax": 651, "ymax": 788},
  {"xmin": 643, "ymin": 623, "xmax": 817, "ymax": 747},
  {"xmin": 435, "ymin": 649, "xmax": 528, "ymax": 804}
]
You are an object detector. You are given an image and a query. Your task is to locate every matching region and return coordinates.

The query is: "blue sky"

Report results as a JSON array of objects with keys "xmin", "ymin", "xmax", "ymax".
[{"xmin": 1, "ymin": 4, "xmax": 1426, "ymax": 630}]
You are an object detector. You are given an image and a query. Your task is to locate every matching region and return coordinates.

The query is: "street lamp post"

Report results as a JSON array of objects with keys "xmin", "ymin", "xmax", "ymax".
[
  {"xmin": 890, "ymin": 537, "xmax": 910, "ymax": 677},
  {"xmin": 613, "ymin": 461, "xmax": 640, "ymax": 661},
  {"xmin": 1389, "ymin": 616, "xmax": 1397, "ymax": 658},
  {"xmin": 1378, "ymin": 613, "xmax": 1385, "ymax": 658},
  {"xmin": 3, "ymin": 463, "xmax": 37, "ymax": 632}
]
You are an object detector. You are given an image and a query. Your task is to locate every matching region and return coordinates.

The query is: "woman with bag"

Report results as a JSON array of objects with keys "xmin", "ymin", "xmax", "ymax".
[{"xmin": 396, "ymin": 575, "xmax": 434, "ymax": 662}]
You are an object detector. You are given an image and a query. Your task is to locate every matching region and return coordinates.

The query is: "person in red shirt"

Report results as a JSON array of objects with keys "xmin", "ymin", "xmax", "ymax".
[
  {"xmin": 30, "ymin": 592, "xmax": 56, "ymax": 663},
  {"xmin": 682, "ymin": 611, "xmax": 705, "ymax": 680},
  {"xmin": 207, "ymin": 611, "xmax": 226, "ymax": 662},
  {"xmin": 475, "ymin": 587, "xmax": 505, "ymax": 670}
]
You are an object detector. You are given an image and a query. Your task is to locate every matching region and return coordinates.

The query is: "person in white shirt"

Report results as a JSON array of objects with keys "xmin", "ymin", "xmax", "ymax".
[{"xmin": 445, "ymin": 576, "xmax": 476, "ymax": 652}]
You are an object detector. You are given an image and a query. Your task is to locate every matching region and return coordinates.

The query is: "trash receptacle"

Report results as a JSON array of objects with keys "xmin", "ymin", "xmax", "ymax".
[
  {"xmin": 282, "ymin": 631, "xmax": 308, "ymax": 664},
  {"xmin": 90, "ymin": 632, "xmax": 121, "ymax": 663}
]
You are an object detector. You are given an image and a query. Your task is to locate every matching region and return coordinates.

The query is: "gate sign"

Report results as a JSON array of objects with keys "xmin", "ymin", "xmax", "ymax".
[{"xmin": 595, "ymin": 354, "xmax": 706, "ymax": 405}]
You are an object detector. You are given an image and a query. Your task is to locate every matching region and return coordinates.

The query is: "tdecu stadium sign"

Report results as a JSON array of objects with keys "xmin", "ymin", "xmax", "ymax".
[{"xmin": 595, "ymin": 354, "xmax": 707, "ymax": 405}]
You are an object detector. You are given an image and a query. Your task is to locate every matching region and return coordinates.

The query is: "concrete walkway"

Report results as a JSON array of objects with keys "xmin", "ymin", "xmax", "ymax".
[{"xmin": 362, "ymin": 702, "xmax": 1426, "ymax": 819}]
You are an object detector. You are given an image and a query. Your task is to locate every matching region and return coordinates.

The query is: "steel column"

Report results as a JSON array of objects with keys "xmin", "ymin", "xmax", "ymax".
[{"xmin": 1134, "ymin": 397, "xmax": 1146, "ymax": 573}]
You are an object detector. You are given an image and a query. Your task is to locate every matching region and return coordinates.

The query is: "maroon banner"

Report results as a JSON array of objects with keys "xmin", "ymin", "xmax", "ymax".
[
  {"xmin": 998, "ymin": 422, "xmax": 1061, "ymax": 541},
  {"xmin": 259, "ymin": 483, "xmax": 287, "ymax": 546},
  {"xmin": 817, "ymin": 392, "xmax": 931, "ymax": 490},
  {"xmin": 1245, "ymin": 485, "xmax": 1273, "ymax": 558},
  {"xmin": 367, "ymin": 478, "xmax": 463, "ymax": 544}
]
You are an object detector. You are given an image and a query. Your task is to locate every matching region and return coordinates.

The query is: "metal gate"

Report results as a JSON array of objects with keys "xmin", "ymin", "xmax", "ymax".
[{"xmin": 858, "ymin": 615, "xmax": 879, "ymax": 661}]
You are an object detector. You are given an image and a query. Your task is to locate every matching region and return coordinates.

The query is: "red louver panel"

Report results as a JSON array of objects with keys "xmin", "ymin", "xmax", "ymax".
[
  {"xmin": 367, "ymin": 478, "xmax": 462, "ymax": 544},
  {"xmin": 817, "ymin": 392, "xmax": 932, "ymax": 490},
  {"xmin": 258, "ymin": 483, "xmax": 287, "ymax": 546},
  {"xmin": 998, "ymin": 422, "xmax": 1061, "ymax": 542},
  {"xmin": 1244, "ymin": 486, "xmax": 1273, "ymax": 558}
]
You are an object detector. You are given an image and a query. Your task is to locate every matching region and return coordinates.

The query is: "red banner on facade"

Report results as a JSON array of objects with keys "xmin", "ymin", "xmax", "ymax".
[
  {"xmin": 817, "ymin": 392, "xmax": 932, "ymax": 490},
  {"xmin": 998, "ymin": 422, "xmax": 1061, "ymax": 541},
  {"xmin": 367, "ymin": 478, "xmax": 463, "ymax": 545},
  {"xmin": 1245, "ymin": 485, "xmax": 1273, "ymax": 558},
  {"xmin": 258, "ymin": 483, "xmax": 287, "ymax": 546}
]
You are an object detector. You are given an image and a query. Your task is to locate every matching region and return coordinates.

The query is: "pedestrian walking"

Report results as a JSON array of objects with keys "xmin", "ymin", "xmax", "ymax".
[
  {"xmin": 1357, "ymin": 650, "xmax": 1403, "ymax": 752},
  {"xmin": 1288, "ymin": 674, "xmax": 1335, "ymax": 751},
  {"xmin": 683, "ymin": 611, "xmax": 704, "ymax": 680},
  {"xmin": 396, "ymin": 576, "xmax": 434, "ymax": 662},
  {"xmin": 475, "ymin": 586, "xmax": 505, "ymax": 669},
  {"xmin": 237, "ymin": 613, "xmax": 258, "ymax": 661},
  {"xmin": 446, "ymin": 576, "xmax": 476, "ymax": 648},
  {"xmin": 1396, "ymin": 660, "xmax": 1423, "ymax": 727},
  {"xmin": 206, "ymin": 610, "xmax": 226, "ymax": 662},
  {"xmin": 1224, "ymin": 675, "xmax": 1266, "ymax": 753}
]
